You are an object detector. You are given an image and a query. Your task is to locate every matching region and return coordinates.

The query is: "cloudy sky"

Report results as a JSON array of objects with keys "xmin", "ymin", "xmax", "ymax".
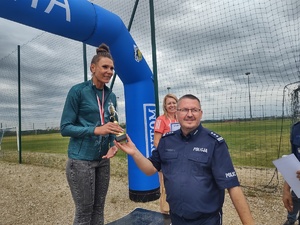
[
  {"xmin": 0, "ymin": 0, "xmax": 299, "ymax": 130},
  {"xmin": 0, "ymin": 19, "xmax": 43, "ymax": 59}
]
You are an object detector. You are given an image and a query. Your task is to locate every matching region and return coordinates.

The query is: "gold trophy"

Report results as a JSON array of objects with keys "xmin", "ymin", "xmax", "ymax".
[{"xmin": 109, "ymin": 102, "xmax": 127, "ymax": 142}]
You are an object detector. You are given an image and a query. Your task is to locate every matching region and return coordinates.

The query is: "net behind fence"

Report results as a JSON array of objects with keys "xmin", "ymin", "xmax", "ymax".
[{"xmin": 0, "ymin": 0, "xmax": 299, "ymax": 191}]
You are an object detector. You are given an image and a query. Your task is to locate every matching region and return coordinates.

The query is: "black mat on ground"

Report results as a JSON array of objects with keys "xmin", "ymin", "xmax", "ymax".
[{"xmin": 106, "ymin": 208, "xmax": 171, "ymax": 225}]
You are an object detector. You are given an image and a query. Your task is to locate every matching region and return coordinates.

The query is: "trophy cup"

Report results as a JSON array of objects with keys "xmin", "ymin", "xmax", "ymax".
[{"xmin": 109, "ymin": 102, "xmax": 127, "ymax": 142}]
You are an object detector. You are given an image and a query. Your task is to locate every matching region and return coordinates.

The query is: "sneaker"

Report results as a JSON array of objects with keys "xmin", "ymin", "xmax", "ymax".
[{"xmin": 283, "ymin": 219, "xmax": 295, "ymax": 225}]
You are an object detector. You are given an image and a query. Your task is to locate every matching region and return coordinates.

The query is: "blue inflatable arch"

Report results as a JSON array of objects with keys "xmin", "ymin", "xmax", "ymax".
[{"xmin": 0, "ymin": 0, "xmax": 159, "ymax": 202}]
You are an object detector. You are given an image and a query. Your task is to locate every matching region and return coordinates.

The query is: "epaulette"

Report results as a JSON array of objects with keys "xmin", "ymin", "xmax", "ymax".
[
  {"xmin": 209, "ymin": 131, "xmax": 224, "ymax": 143},
  {"xmin": 162, "ymin": 131, "xmax": 175, "ymax": 138}
]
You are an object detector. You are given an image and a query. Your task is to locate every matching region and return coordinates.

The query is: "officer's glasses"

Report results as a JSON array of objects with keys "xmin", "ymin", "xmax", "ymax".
[{"xmin": 177, "ymin": 108, "xmax": 201, "ymax": 114}]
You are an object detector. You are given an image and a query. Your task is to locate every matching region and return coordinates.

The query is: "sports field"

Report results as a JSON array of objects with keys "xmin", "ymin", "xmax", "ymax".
[
  {"xmin": 0, "ymin": 119, "xmax": 291, "ymax": 225},
  {"xmin": 0, "ymin": 118, "xmax": 292, "ymax": 168}
]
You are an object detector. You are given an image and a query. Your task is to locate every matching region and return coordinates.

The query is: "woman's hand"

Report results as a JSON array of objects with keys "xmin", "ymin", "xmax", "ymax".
[
  {"xmin": 102, "ymin": 145, "xmax": 118, "ymax": 159},
  {"xmin": 94, "ymin": 122, "xmax": 124, "ymax": 136}
]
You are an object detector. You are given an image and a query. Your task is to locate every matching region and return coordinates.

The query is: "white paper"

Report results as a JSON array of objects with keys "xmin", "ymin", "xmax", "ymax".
[{"xmin": 273, "ymin": 154, "xmax": 300, "ymax": 197}]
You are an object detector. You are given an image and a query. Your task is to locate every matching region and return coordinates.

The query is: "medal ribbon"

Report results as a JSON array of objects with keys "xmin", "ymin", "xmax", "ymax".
[{"xmin": 96, "ymin": 90, "xmax": 105, "ymax": 125}]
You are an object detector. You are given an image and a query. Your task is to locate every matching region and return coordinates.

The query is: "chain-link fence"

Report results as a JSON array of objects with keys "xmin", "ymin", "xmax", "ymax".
[{"xmin": 0, "ymin": 0, "xmax": 299, "ymax": 190}]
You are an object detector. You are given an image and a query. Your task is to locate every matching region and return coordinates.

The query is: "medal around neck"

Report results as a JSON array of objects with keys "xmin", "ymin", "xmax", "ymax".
[{"xmin": 109, "ymin": 102, "xmax": 127, "ymax": 142}]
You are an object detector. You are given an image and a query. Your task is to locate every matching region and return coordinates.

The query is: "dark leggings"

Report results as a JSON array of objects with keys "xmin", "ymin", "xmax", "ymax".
[{"xmin": 66, "ymin": 158, "xmax": 110, "ymax": 225}]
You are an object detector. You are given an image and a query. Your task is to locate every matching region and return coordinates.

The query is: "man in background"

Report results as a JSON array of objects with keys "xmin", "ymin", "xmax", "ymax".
[{"xmin": 282, "ymin": 121, "xmax": 300, "ymax": 225}]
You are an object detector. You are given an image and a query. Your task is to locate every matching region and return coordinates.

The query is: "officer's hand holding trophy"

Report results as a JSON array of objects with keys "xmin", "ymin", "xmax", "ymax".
[{"xmin": 109, "ymin": 102, "xmax": 127, "ymax": 142}]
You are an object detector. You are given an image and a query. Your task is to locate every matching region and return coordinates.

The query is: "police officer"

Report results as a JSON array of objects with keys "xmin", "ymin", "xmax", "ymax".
[
  {"xmin": 115, "ymin": 94, "xmax": 254, "ymax": 225},
  {"xmin": 282, "ymin": 121, "xmax": 300, "ymax": 225}
]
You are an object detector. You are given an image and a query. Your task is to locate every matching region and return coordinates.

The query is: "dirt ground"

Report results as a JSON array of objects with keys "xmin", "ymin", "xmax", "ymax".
[{"xmin": 0, "ymin": 155, "xmax": 294, "ymax": 225}]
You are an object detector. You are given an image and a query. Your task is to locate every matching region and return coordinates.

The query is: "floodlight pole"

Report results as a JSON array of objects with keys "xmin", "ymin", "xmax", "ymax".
[
  {"xmin": 245, "ymin": 72, "xmax": 252, "ymax": 120},
  {"xmin": 167, "ymin": 87, "xmax": 171, "ymax": 93},
  {"xmin": 149, "ymin": 0, "xmax": 159, "ymax": 117},
  {"xmin": 18, "ymin": 45, "xmax": 22, "ymax": 164}
]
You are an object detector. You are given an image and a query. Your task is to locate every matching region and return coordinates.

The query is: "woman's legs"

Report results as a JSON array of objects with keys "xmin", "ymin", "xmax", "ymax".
[
  {"xmin": 91, "ymin": 159, "xmax": 110, "ymax": 225},
  {"xmin": 66, "ymin": 159, "xmax": 95, "ymax": 225},
  {"xmin": 66, "ymin": 159, "xmax": 110, "ymax": 225}
]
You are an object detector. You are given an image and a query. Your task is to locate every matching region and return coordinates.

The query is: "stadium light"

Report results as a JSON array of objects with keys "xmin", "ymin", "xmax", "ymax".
[
  {"xmin": 167, "ymin": 87, "xmax": 171, "ymax": 93},
  {"xmin": 245, "ymin": 72, "xmax": 252, "ymax": 120}
]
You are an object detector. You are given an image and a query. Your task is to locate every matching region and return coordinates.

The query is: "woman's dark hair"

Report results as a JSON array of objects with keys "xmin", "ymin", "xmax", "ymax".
[{"xmin": 91, "ymin": 43, "xmax": 113, "ymax": 64}]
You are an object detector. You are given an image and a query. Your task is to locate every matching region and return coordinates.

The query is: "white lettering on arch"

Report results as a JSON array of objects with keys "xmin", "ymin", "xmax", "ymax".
[
  {"xmin": 31, "ymin": 0, "xmax": 37, "ymax": 8},
  {"xmin": 30, "ymin": 0, "xmax": 71, "ymax": 22},
  {"xmin": 144, "ymin": 104, "xmax": 156, "ymax": 157},
  {"xmin": 45, "ymin": 0, "xmax": 71, "ymax": 22}
]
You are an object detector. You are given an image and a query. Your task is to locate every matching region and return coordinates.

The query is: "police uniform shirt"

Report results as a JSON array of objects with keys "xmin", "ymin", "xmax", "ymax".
[
  {"xmin": 291, "ymin": 121, "xmax": 300, "ymax": 160},
  {"xmin": 148, "ymin": 124, "xmax": 240, "ymax": 220}
]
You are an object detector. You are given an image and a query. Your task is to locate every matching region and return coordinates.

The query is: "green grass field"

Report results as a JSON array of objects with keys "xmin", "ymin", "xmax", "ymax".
[
  {"xmin": 0, "ymin": 118, "xmax": 292, "ymax": 168},
  {"xmin": 203, "ymin": 118, "xmax": 291, "ymax": 167}
]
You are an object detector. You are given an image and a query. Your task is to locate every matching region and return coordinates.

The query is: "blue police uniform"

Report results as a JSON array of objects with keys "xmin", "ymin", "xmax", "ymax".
[
  {"xmin": 291, "ymin": 121, "xmax": 300, "ymax": 160},
  {"xmin": 287, "ymin": 121, "xmax": 300, "ymax": 223},
  {"xmin": 149, "ymin": 124, "xmax": 240, "ymax": 224}
]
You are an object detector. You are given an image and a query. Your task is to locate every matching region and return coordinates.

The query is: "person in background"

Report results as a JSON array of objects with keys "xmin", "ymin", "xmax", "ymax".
[
  {"xmin": 154, "ymin": 93, "xmax": 179, "ymax": 214},
  {"xmin": 60, "ymin": 43, "xmax": 123, "ymax": 225},
  {"xmin": 115, "ymin": 94, "xmax": 255, "ymax": 225},
  {"xmin": 283, "ymin": 180, "xmax": 300, "ymax": 225},
  {"xmin": 282, "ymin": 121, "xmax": 300, "ymax": 225}
]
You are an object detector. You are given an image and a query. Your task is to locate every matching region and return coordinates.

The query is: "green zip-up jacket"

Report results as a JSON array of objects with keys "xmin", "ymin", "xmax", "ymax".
[{"xmin": 60, "ymin": 80, "xmax": 118, "ymax": 161}]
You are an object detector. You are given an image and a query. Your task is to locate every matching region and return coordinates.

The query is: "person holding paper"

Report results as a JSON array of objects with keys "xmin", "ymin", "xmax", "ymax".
[{"xmin": 282, "ymin": 121, "xmax": 300, "ymax": 225}]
